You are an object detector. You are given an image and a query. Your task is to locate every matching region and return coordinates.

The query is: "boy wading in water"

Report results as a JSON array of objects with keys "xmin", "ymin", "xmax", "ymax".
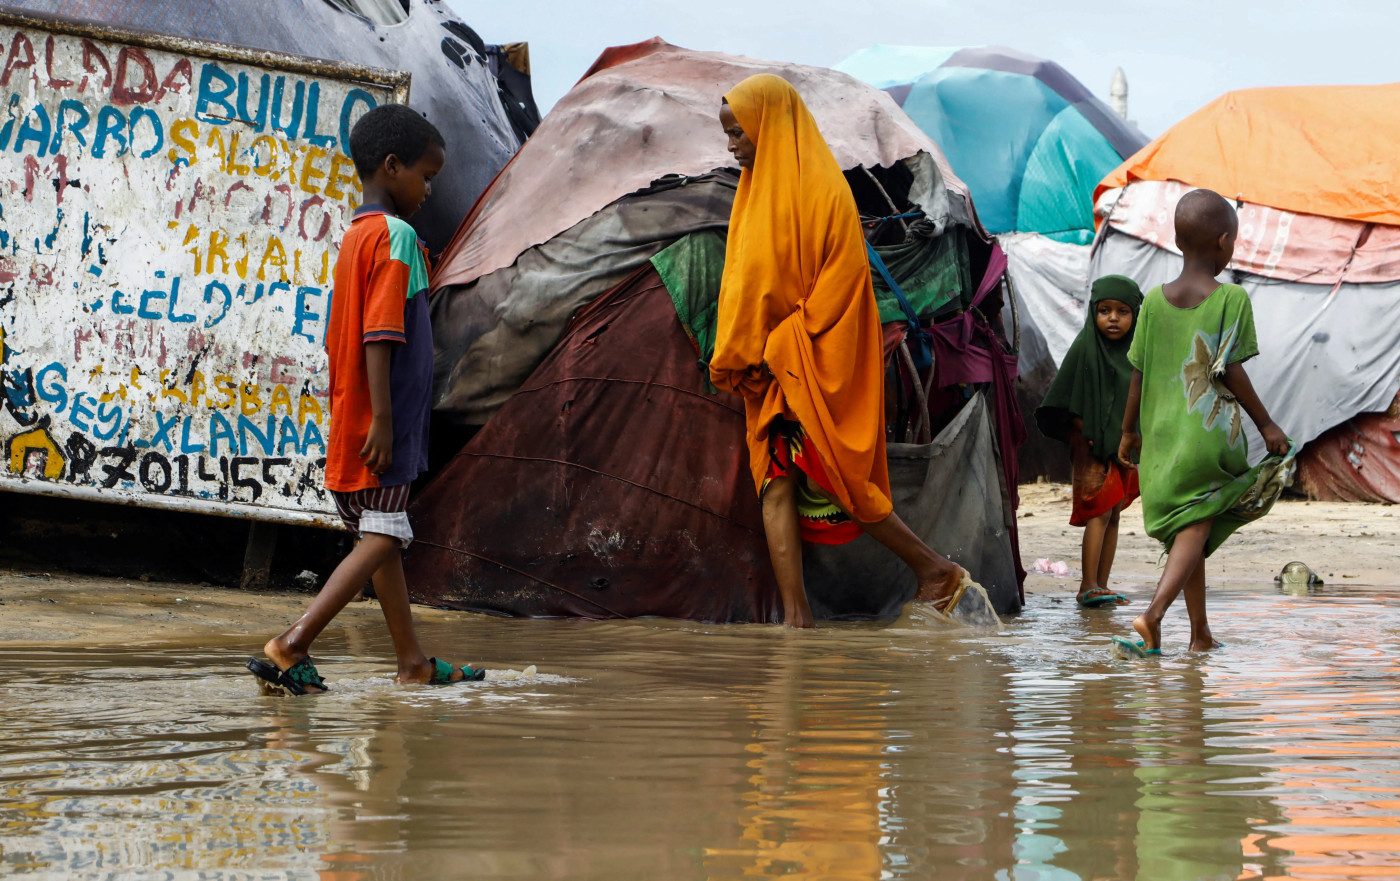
[
  {"xmin": 1035, "ymin": 275, "xmax": 1143, "ymax": 608},
  {"xmin": 1115, "ymin": 189, "xmax": 1292, "ymax": 657},
  {"xmin": 247, "ymin": 104, "xmax": 483, "ymax": 694}
]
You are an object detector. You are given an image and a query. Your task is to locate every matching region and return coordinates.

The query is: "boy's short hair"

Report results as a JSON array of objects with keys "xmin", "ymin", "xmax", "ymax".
[
  {"xmin": 1174, "ymin": 188, "xmax": 1238, "ymax": 251},
  {"xmin": 348, "ymin": 103, "xmax": 446, "ymax": 179}
]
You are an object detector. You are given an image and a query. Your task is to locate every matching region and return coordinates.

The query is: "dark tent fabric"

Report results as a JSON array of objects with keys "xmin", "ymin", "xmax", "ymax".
[
  {"xmin": 432, "ymin": 172, "xmax": 739, "ymax": 426},
  {"xmin": 405, "ymin": 264, "xmax": 1022, "ymax": 619},
  {"xmin": 485, "ymin": 42, "xmax": 542, "ymax": 143},
  {"xmin": 407, "ymin": 266, "xmax": 780, "ymax": 622},
  {"xmin": 10, "ymin": 0, "xmax": 526, "ymax": 254},
  {"xmin": 806, "ymin": 391, "xmax": 1017, "ymax": 618}
]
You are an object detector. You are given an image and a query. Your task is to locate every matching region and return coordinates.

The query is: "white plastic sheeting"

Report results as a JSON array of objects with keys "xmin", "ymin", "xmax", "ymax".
[
  {"xmin": 1090, "ymin": 228, "xmax": 1400, "ymax": 465},
  {"xmin": 324, "ymin": 0, "xmax": 408, "ymax": 26},
  {"xmin": 997, "ymin": 232, "xmax": 1091, "ymax": 372}
]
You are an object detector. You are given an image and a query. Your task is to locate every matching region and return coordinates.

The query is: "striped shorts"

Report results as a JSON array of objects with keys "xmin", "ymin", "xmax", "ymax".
[{"xmin": 331, "ymin": 485, "xmax": 414, "ymax": 548}]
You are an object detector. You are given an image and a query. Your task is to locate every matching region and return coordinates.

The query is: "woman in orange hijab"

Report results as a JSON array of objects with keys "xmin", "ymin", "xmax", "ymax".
[{"xmin": 712, "ymin": 74, "xmax": 965, "ymax": 627}]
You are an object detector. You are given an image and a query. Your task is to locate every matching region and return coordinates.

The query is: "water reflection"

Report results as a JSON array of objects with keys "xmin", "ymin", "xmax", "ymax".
[
  {"xmin": 700, "ymin": 638, "xmax": 886, "ymax": 879},
  {"xmin": 0, "ymin": 588, "xmax": 1399, "ymax": 879}
]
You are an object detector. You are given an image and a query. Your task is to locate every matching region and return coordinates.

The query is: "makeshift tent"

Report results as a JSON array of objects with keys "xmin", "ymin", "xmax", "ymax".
[
  {"xmin": 836, "ymin": 45, "xmax": 1142, "ymax": 243},
  {"xmin": 11, "ymin": 0, "xmax": 538, "ymax": 253},
  {"xmin": 836, "ymin": 45, "xmax": 1148, "ymax": 478},
  {"xmin": 412, "ymin": 39, "xmax": 1026, "ymax": 621},
  {"xmin": 1092, "ymin": 85, "xmax": 1400, "ymax": 499}
]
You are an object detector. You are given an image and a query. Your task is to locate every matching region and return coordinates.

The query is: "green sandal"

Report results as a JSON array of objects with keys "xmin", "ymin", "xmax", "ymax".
[
  {"xmin": 1111, "ymin": 636, "xmax": 1161, "ymax": 659},
  {"xmin": 247, "ymin": 656, "xmax": 327, "ymax": 695},
  {"xmin": 1078, "ymin": 588, "xmax": 1127, "ymax": 608},
  {"xmin": 428, "ymin": 657, "xmax": 486, "ymax": 684}
]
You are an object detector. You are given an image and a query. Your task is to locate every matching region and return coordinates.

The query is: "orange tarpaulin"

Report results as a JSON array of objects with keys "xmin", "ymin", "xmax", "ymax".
[{"xmin": 1096, "ymin": 84, "xmax": 1400, "ymax": 226}]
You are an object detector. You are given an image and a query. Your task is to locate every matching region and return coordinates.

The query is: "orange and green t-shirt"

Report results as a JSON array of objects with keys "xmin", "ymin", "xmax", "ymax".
[{"xmin": 324, "ymin": 206, "xmax": 434, "ymax": 492}]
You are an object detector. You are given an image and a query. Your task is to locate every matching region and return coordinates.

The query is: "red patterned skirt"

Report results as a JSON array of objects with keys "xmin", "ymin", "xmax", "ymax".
[{"xmin": 762, "ymin": 418, "xmax": 863, "ymax": 545}]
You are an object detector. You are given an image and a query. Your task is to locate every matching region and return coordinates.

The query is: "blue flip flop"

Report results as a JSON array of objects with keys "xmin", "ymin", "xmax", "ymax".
[
  {"xmin": 1111, "ymin": 636, "xmax": 1161, "ymax": 659},
  {"xmin": 1078, "ymin": 589, "xmax": 1127, "ymax": 608}
]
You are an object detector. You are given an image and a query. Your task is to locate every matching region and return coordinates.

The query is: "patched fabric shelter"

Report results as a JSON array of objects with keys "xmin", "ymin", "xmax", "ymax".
[
  {"xmin": 836, "ymin": 45, "xmax": 1148, "ymax": 479},
  {"xmin": 1092, "ymin": 85, "xmax": 1400, "ymax": 500},
  {"xmin": 412, "ymin": 40, "xmax": 1026, "ymax": 621}
]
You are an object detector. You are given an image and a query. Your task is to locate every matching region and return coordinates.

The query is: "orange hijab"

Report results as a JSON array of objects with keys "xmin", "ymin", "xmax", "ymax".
[{"xmin": 709, "ymin": 74, "xmax": 892, "ymax": 524}]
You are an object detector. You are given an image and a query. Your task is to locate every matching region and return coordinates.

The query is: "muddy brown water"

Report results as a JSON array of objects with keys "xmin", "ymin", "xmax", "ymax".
[{"xmin": 2, "ymin": 584, "xmax": 1399, "ymax": 880}]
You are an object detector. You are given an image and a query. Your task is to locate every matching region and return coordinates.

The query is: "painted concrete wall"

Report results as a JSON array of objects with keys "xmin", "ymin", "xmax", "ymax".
[{"xmin": 0, "ymin": 18, "xmax": 404, "ymax": 527}]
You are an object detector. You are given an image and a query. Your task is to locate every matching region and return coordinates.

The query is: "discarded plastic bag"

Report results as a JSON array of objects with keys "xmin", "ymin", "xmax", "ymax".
[
  {"xmin": 1032, "ymin": 558, "xmax": 1071, "ymax": 577},
  {"xmin": 926, "ymin": 572, "xmax": 1005, "ymax": 632}
]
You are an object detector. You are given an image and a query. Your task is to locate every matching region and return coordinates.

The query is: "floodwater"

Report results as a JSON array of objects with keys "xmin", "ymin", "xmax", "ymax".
[{"xmin": 2, "ymin": 584, "xmax": 1399, "ymax": 881}]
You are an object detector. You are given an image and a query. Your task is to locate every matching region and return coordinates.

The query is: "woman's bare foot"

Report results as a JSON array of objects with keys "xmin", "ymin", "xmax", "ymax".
[
  {"xmin": 915, "ymin": 562, "xmax": 964, "ymax": 606},
  {"xmin": 1187, "ymin": 633, "xmax": 1222, "ymax": 652},
  {"xmin": 783, "ymin": 604, "xmax": 816, "ymax": 628},
  {"xmin": 262, "ymin": 635, "xmax": 327, "ymax": 694},
  {"xmin": 1132, "ymin": 614, "xmax": 1160, "ymax": 652}
]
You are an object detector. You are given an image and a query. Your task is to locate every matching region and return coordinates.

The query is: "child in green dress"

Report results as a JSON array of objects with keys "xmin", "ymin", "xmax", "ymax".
[{"xmin": 1115, "ymin": 189, "xmax": 1292, "ymax": 656}]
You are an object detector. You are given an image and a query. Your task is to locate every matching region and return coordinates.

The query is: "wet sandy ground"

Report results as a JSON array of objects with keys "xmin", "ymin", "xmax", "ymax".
[
  {"xmin": 1, "ymin": 491, "xmax": 1394, "ymax": 645},
  {"xmin": 1017, "ymin": 484, "xmax": 1400, "ymax": 593}
]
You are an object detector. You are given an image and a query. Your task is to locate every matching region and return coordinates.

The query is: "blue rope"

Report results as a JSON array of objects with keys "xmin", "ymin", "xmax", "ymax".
[{"xmin": 866, "ymin": 241, "xmax": 932, "ymax": 372}]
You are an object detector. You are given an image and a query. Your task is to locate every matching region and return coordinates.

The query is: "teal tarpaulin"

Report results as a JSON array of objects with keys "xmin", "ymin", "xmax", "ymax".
[{"xmin": 836, "ymin": 45, "xmax": 1148, "ymax": 245}]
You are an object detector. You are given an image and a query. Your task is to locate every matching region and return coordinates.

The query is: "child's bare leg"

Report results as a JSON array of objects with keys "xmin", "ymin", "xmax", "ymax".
[
  {"xmin": 264, "ymin": 533, "xmax": 399, "ymax": 692},
  {"xmin": 859, "ymin": 511, "xmax": 963, "ymax": 606},
  {"xmin": 1182, "ymin": 555, "xmax": 1218, "ymax": 651},
  {"xmin": 1133, "ymin": 519, "xmax": 1212, "ymax": 650},
  {"xmin": 762, "ymin": 475, "xmax": 814, "ymax": 628},
  {"xmin": 1078, "ymin": 509, "xmax": 1111, "ymax": 601},
  {"xmin": 1091, "ymin": 505, "xmax": 1129, "ymax": 605},
  {"xmin": 370, "ymin": 547, "xmax": 464, "ymax": 683}
]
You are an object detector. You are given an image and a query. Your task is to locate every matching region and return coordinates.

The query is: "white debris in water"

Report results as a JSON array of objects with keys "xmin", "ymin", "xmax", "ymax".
[{"xmin": 491, "ymin": 665, "xmax": 538, "ymax": 681}]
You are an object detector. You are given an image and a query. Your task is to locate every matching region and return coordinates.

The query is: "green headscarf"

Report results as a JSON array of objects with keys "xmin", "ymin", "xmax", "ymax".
[{"xmin": 1035, "ymin": 275, "xmax": 1143, "ymax": 463}]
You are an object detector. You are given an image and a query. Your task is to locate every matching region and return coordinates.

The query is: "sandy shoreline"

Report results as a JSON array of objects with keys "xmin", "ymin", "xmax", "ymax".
[{"xmin": 1, "ymin": 486, "xmax": 1393, "ymax": 645}]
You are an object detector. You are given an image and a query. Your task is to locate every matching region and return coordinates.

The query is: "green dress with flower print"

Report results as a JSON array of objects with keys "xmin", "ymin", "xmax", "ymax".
[{"xmin": 1127, "ymin": 283, "xmax": 1288, "ymax": 556}]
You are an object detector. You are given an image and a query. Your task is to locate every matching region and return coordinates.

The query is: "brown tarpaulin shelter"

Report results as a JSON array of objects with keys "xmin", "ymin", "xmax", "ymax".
[
  {"xmin": 409, "ymin": 268, "xmax": 778, "ymax": 621},
  {"xmin": 428, "ymin": 39, "xmax": 977, "ymax": 429},
  {"xmin": 406, "ymin": 264, "xmax": 1021, "ymax": 620},
  {"xmin": 407, "ymin": 40, "xmax": 1024, "ymax": 620}
]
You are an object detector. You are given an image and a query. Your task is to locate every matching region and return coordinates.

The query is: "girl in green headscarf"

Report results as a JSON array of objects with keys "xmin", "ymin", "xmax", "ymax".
[{"xmin": 1035, "ymin": 275, "xmax": 1143, "ymax": 608}]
